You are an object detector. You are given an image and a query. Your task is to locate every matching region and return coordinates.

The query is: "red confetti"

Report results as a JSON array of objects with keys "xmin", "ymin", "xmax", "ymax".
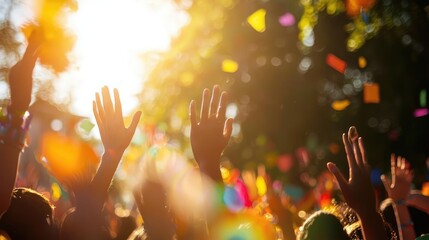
[{"xmin": 326, "ymin": 54, "xmax": 347, "ymax": 74}]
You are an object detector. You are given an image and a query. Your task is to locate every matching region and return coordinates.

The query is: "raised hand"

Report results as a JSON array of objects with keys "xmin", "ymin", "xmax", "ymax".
[
  {"xmin": 327, "ymin": 127, "xmax": 374, "ymax": 212},
  {"xmin": 93, "ymin": 86, "xmax": 141, "ymax": 159},
  {"xmin": 381, "ymin": 155, "xmax": 413, "ymax": 202},
  {"xmin": 327, "ymin": 126, "xmax": 387, "ymax": 240},
  {"xmin": 189, "ymin": 85, "xmax": 233, "ymax": 179},
  {"xmin": 381, "ymin": 155, "xmax": 415, "ymax": 240},
  {"xmin": 8, "ymin": 30, "xmax": 43, "ymax": 113}
]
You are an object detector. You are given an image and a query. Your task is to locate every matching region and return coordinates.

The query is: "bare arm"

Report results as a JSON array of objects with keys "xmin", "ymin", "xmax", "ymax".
[{"xmin": 0, "ymin": 32, "xmax": 42, "ymax": 214}]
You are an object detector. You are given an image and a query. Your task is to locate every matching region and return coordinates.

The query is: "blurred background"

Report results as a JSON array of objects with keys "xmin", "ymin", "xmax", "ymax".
[{"xmin": 1, "ymin": 0, "xmax": 429, "ymax": 220}]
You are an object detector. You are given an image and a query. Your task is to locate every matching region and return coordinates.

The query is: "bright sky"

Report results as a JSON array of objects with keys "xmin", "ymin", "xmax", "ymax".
[{"xmin": 4, "ymin": 0, "xmax": 189, "ymax": 117}]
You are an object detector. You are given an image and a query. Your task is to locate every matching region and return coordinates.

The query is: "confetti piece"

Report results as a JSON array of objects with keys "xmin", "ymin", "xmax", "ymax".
[
  {"xmin": 326, "ymin": 54, "xmax": 347, "ymax": 74},
  {"xmin": 256, "ymin": 176, "xmax": 267, "ymax": 197},
  {"xmin": 420, "ymin": 89, "xmax": 427, "ymax": 107},
  {"xmin": 247, "ymin": 8, "xmax": 266, "ymax": 33},
  {"xmin": 51, "ymin": 182, "xmax": 62, "ymax": 201},
  {"xmin": 358, "ymin": 56, "xmax": 367, "ymax": 68},
  {"xmin": 222, "ymin": 59, "xmax": 239, "ymax": 73},
  {"xmin": 331, "ymin": 99, "xmax": 351, "ymax": 111},
  {"xmin": 278, "ymin": 12, "xmax": 295, "ymax": 27},
  {"xmin": 414, "ymin": 108, "xmax": 429, "ymax": 117},
  {"xmin": 363, "ymin": 83, "xmax": 380, "ymax": 103},
  {"xmin": 79, "ymin": 119, "xmax": 95, "ymax": 134}
]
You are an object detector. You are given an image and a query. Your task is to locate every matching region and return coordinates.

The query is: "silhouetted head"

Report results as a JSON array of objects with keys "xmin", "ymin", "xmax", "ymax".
[
  {"xmin": 297, "ymin": 211, "xmax": 349, "ymax": 240},
  {"xmin": 0, "ymin": 187, "xmax": 56, "ymax": 239}
]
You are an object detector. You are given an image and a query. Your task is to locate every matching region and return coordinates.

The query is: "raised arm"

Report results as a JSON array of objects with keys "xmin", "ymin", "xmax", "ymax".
[
  {"xmin": 381, "ymin": 155, "xmax": 415, "ymax": 240},
  {"xmin": 327, "ymin": 126, "xmax": 387, "ymax": 240},
  {"xmin": 0, "ymin": 31, "xmax": 42, "ymax": 214},
  {"xmin": 89, "ymin": 86, "xmax": 141, "ymax": 210},
  {"xmin": 189, "ymin": 85, "xmax": 233, "ymax": 182}
]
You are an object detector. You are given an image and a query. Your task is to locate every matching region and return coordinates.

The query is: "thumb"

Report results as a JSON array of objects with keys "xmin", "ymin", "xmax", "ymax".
[
  {"xmin": 380, "ymin": 174, "xmax": 392, "ymax": 192},
  {"xmin": 327, "ymin": 162, "xmax": 348, "ymax": 193},
  {"xmin": 127, "ymin": 111, "xmax": 142, "ymax": 138}
]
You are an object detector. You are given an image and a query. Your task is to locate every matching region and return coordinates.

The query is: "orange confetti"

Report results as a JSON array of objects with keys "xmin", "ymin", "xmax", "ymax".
[
  {"xmin": 363, "ymin": 83, "xmax": 380, "ymax": 103},
  {"xmin": 326, "ymin": 54, "xmax": 347, "ymax": 74},
  {"xmin": 331, "ymin": 99, "xmax": 351, "ymax": 111},
  {"xmin": 358, "ymin": 56, "xmax": 367, "ymax": 68}
]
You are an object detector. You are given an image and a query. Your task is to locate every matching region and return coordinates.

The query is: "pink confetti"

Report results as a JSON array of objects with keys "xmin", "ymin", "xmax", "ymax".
[
  {"xmin": 279, "ymin": 12, "xmax": 295, "ymax": 27},
  {"xmin": 414, "ymin": 108, "xmax": 429, "ymax": 117}
]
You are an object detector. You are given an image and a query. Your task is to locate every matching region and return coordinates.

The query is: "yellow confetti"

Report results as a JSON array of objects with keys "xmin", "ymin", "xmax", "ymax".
[
  {"xmin": 222, "ymin": 59, "xmax": 239, "ymax": 73},
  {"xmin": 358, "ymin": 56, "xmax": 367, "ymax": 68},
  {"xmin": 256, "ymin": 176, "xmax": 267, "ymax": 197},
  {"xmin": 51, "ymin": 182, "xmax": 61, "ymax": 201},
  {"xmin": 331, "ymin": 99, "xmax": 351, "ymax": 111},
  {"xmin": 247, "ymin": 9, "xmax": 266, "ymax": 33}
]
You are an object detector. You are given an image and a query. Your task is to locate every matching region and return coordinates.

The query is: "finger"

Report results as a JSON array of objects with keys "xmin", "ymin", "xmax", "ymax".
[
  {"xmin": 127, "ymin": 111, "xmax": 142, "ymax": 138},
  {"xmin": 93, "ymin": 101, "xmax": 102, "ymax": 128},
  {"xmin": 113, "ymin": 88, "xmax": 123, "ymax": 119},
  {"xmin": 200, "ymin": 88, "xmax": 210, "ymax": 122},
  {"xmin": 217, "ymin": 91, "xmax": 228, "ymax": 119},
  {"xmin": 400, "ymin": 157, "xmax": 406, "ymax": 170},
  {"xmin": 342, "ymin": 133, "xmax": 356, "ymax": 178},
  {"xmin": 223, "ymin": 118, "xmax": 233, "ymax": 141},
  {"xmin": 390, "ymin": 154, "xmax": 396, "ymax": 185},
  {"xmin": 209, "ymin": 85, "xmax": 220, "ymax": 118},
  {"xmin": 95, "ymin": 93, "xmax": 105, "ymax": 121},
  {"xmin": 102, "ymin": 86, "xmax": 114, "ymax": 116},
  {"xmin": 380, "ymin": 174, "xmax": 392, "ymax": 193},
  {"xmin": 354, "ymin": 137, "xmax": 364, "ymax": 167},
  {"xmin": 189, "ymin": 100, "xmax": 197, "ymax": 128},
  {"xmin": 327, "ymin": 162, "xmax": 348, "ymax": 192},
  {"xmin": 358, "ymin": 137, "xmax": 368, "ymax": 164}
]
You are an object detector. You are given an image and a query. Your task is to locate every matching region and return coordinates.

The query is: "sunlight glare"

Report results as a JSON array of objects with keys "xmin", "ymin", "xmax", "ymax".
[{"xmin": 61, "ymin": 0, "xmax": 188, "ymax": 117}]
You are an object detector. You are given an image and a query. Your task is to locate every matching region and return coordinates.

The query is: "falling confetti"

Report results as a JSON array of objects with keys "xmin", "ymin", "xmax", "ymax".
[
  {"xmin": 278, "ymin": 12, "xmax": 295, "ymax": 27},
  {"xmin": 331, "ymin": 99, "xmax": 351, "ymax": 111},
  {"xmin": 414, "ymin": 108, "xmax": 429, "ymax": 118},
  {"xmin": 358, "ymin": 56, "xmax": 367, "ymax": 68},
  {"xmin": 326, "ymin": 54, "xmax": 347, "ymax": 74},
  {"xmin": 363, "ymin": 83, "xmax": 380, "ymax": 103},
  {"xmin": 247, "ymin": 9, "xmax": 267, "ymax": 33},
  {"xmin": 222, "ymin": 59, "xmax": 239, "ymax": 73}
]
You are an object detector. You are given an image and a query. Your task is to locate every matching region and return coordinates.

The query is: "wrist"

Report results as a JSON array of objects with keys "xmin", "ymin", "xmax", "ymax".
[
  {"xmin": 103, "ymin": 149, "xmax": 123, "ymax": 162},
  {"xmin": 0, "ymin": 107, "xmax": 31, "ymax": 151}
]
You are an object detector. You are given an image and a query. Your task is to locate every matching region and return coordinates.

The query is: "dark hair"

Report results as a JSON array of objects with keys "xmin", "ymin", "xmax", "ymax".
[
  {"xmin": 297, "ymin": 211, "xmax": 349, "ymax": 240},
  {"xmin": 0, "ymin": 187, "xmax": 57, "ymax": 239}
]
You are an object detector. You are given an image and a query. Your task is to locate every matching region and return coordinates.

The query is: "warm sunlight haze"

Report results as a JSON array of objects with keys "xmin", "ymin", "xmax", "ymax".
[{"xmin": 59, "ymin": 0, "xmax": 188, "ymax": 117}]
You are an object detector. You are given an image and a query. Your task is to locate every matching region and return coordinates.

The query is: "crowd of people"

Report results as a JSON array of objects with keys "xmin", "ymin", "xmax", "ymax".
[{"xmin": 1, "ymin": 30, "xmax": 429, "ymax": 240}]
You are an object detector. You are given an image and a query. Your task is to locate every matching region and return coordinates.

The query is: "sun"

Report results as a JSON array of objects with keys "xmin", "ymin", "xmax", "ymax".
[{"xmin": 60, "ymin": 0, "xmax": 189, "ymax": 117}]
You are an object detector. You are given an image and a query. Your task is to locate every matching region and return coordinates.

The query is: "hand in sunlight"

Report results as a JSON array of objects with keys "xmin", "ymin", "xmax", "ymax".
[
  {"xmin": 93, "ymin": 86, "xmax": 141, "ymax": 160},
  {"xmin": 381, "ymin": 154, "xmax": 413, "ymax": 202},
  {"xmin": 189, "ymin": 85, "xmax": 233, "ymax": 169},
  {"xmin": 327, "ymin": 126, "xmax": 376, "ymax": 214}
]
